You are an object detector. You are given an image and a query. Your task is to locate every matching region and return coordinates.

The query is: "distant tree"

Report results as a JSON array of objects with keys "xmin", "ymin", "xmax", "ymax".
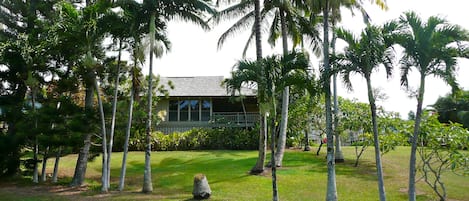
[{"xmin": 432, "ymin": 90, "xmax": 469, "ymax": 128}]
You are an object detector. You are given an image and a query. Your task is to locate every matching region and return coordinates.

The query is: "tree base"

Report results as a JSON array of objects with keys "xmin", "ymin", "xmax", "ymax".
[
  {"xmin": 304, "ymin": 146, "xmax": 311, "ymax": 151},
  {"xmin": 335, "ymin": 158, "xmax": 345, "ymax": 163}
]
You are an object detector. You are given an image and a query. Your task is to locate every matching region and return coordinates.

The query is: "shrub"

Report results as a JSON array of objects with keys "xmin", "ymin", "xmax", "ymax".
[{"xmin": 150, "ymin": 127, "xmax": 259, "ymax": 151}]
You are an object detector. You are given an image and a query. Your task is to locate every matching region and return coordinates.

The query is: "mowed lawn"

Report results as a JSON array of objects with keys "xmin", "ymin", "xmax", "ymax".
[{"xmin": 0, "ymin": 146, "xmax": 468, "ymax": 201}]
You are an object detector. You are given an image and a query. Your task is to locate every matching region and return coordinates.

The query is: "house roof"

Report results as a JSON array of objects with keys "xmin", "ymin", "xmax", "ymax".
[{"xmin": 159, "ymin": 76, "xmax": 257, "ymax": 97}]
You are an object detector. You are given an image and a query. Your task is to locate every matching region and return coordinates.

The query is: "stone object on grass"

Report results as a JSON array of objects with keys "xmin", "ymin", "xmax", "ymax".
[{"xmin": 192, "ymin": 173, "xmax": 211, "ymax": 200}]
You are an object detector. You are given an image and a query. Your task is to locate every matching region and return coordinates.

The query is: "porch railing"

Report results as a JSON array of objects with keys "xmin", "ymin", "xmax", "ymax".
[
  {"xmin": 211, "ymin": 112, "xmax": 259, "ymax": 125},
  {"xmin": 156, "ymin": 112, "xmax": 259, "ymax": 134}
]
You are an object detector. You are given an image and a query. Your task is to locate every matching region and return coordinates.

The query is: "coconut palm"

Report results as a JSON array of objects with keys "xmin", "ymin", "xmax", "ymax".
[
  {"xmin": 214, "ymin": 0, "xmax": 321, "ymax": 168},
  {"xmin": 225, "ymin": 51, "xmax": 311, "ymax": 201},
  {"xmin": 333, "ymin": 24, "xmax": 396, "ymax": 201},
  {"xmin": 393, "ymin": 11, "xmax": 469, "ymax": 201},
  {"xmin": 139, "ymin": 0, "xmax": 214, "ymax": 193},
  {"xmin": 212, "ymin": 0, "xmax": 268, "ymax": 173}
]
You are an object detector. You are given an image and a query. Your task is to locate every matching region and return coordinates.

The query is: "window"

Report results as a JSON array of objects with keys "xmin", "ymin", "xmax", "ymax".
[
  {"xmin": 168, "ymin": 99, "xmax": 211, "ymax": 122},
  {"xmin": 201, "ymin": 100, "xmax": 211, "ymax": 121},
  {"xmin": 179, "ymin": 100, "xmax": 189, "ymax": 121},
  {"xmin": 190, "ymin": 100, "xmax": 199, "ymax": 121},
  {"xmin": 169, "ymin": 100, "xmax": 178, "ymax": 121}
]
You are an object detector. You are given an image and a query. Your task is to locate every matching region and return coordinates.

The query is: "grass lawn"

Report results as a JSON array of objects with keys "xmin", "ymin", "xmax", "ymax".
[{"xmin": 0, "ymin": 146, "xmax": 468, "ymax": 201}]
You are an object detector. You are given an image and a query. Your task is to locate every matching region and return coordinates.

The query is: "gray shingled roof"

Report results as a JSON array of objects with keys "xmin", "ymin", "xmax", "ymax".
[{"xmin": 159, "ymin": 76, "xmax": 256, "ymax": 97}]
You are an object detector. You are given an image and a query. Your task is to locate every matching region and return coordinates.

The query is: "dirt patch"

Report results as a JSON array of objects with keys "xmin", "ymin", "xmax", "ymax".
[{"xmin": 0, "ymin": 183, "xmax": 110, "ymax": 201}]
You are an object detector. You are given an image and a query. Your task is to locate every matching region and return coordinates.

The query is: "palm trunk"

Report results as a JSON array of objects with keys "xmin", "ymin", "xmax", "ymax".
[
  {"xmin": 332, "ymin": 33, "xmax": 344, "ymax": 163},
  {"xmin": 95, "ymin": 77, "xmax": 109, "ymax": 193},
  {"xmin": 275, "ymin": 8, "xmax": 290, "ymax": 167},
  {"xmin": 107, "ymin": 39, "xmax": 123, "ymax": 186},
  {"xmin": 408, "ymin": 74, "xmax": 425, "ymax": 201},
  {"xmin": 366, "ymin": 77, "xmax": 386, "ymax": 201},
  {"xmin": 70, "ymin": 72, "xmax": 94, "ymax": 187},
  {"xmin": 41, "ymin": 146, "xmax": 49, "ymax": 182},
  {"xmin": 323, "ymin": 1, "xmax": 338, "ymax": 200},
  {"xmin": 254, "ymin": 0, "xmax": 262, "ymax": 60},
  {"xmin": 142, "ymin": 12, "xmax": 156, "ymax": 193},
  {"xmin": 52, "ymin": 146, "xmax": 62, "ymax": 183},
  {"xmin": 250, "ymin": 0, "xmax": 267, "ymax": 174},
  {"xmin": 119, "ymin": 80, "xmax": 135, "ymax": 191},
  {"xmin": 270, "ymin": 99, "xmax": 279, "ymax": 201}
]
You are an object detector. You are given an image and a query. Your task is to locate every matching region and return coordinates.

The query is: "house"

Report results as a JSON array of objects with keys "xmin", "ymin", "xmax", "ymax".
[{"xmin": 156, "ymin": 76, "xmax": 259, "ymax": 134}]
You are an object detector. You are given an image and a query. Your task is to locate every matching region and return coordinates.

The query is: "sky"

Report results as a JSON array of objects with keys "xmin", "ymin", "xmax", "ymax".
[{"xmin": 149, "ymin": 0, "xmax": 469, "ymax": 118}]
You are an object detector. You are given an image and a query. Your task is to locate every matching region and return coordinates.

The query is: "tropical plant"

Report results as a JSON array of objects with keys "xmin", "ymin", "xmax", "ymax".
[
  {"xmin": 417, "ymin": 112, "xmax": 469, "ymax": 201},
  {"xmin": 393, "ymin": 11, "xmax": 469, "ymax": 201},
  {"xmin": 139, "ymin": 0, "xmax": 214, "ymax": 193},
  {"xmin": 212, "ymin": 0, "xmax": 267, "ymax": 174},
  {"xmin": 333, "ymin": 24, "xmax": 395, "ymax": 201},
  {"xmin": 225, "ymin": 51, "xmax": 311, "ymax": 201}
]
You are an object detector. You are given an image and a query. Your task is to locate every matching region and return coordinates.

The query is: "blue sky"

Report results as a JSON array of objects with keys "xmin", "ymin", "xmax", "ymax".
[{"xmin": 149, "ymin": 0, "xmax": 469, "ymax": 117}]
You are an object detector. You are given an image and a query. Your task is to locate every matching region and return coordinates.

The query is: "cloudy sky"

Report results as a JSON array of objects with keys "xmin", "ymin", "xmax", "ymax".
[{"xmin": 149, "ymin": 0, "xmax": 469, "ymax": 117}]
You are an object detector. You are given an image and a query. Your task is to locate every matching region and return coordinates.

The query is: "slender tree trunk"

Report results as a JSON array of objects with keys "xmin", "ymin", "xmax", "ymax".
[
  {"xmin": 107, "ymin": 39, "xmax": 123, "ymax": 187},
  {"xmin": 275, "ymin": 8, "xmax": 290, "ymax": 167},
  {"xmin": 270, "ymin": 105, "xmax": 278, "ymax": 201},
  {"xmin": 331, "ymin": 33, "xmax": 344, "ymax": 163},
  {"xmin": 142, "ymin": 12, "xmax": 156, "ymax": 193},
  {"xmin": 254, "ymin": 0, "xmax": 262, "ymax": 60},
  {"xmin": 31, "ymin": 89, "xmax": 39, "ymax": 184},
  {"xmin": 250, "ymin": 0, "xmax": 266, "ymax": 175},
  {"xmin": 251, "ymin": 115, "xmax": 267, "ymax": 174},
  {"xmin": 95, "ymin": 77, "xmax": 109, "ymax": 193},
  {"xmin": 33, "ymin": 138, "xmax": 39, "ymax": 183},
  {"xmin": 52, "ymin": 146, "xmax": 62, "ymax": 183},
  {"xmin": 70, "ymin": 72, "xmax": 94, "ymax": 187},
  {"xmin": 41, "ymin": 146, "xmax": 49, "ymax": 182},
  {"xmin": 366, "ymin": 77, "xmax": 386, "ymax": 201},
  {"xmin": 323, "ymin": 1, "xmax": 338, "ymax": 200},
  {"xmin": 408, "ymin": 74, "xmax": 426, "ymax": 201},
  {"xmin": 119, "ymin": 82, "xmax": 135, "ymax": 191},
  {"xmin": 304, "ymin": 129, "xmax": 310, "ymax": 151}
]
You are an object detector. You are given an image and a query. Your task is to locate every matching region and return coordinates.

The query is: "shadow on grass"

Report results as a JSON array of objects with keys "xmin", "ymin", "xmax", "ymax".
[{"xmin": 103, "ymin": 152, "xmax": 258, "ymax": 199}]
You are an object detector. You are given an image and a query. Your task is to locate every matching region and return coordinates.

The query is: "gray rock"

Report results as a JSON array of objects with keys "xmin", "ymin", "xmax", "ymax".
[{"xmin": 192, "ymin": 173, "xmax": 211, "ymax": 200}]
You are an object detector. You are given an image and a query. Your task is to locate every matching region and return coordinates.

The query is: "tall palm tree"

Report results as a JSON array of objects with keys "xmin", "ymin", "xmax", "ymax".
[
  {"xmin": 394, "ymin": 11, "xmax": 469, "ymax": 201},
  {"xmin": 116, "ymin": 0, "xmax": 146, "ymax": 191},
  {"xmin": 225, "ymin": 51, "xmax": 311, "ymax": 201},
  {"xmin": 140, "ymin": 0, "xmax": 214, "ymax": 193},
  {"xmin": 313, "ymin": 0, "xmax": 387, "ymax": 199},
  {"xmin": 55, "ymin": 0, "xmax": 110, "ymax": 187},
  {"xmin": 212, "ymin": 0, "xmax": 268, "ymax": 174},
  {"xmin": 333, "ymin": 24, "xmax": 396, "ymax": 201},
  {"xmin": 215, "ymin": 0, "xmax": 321, "ymax": 168}
]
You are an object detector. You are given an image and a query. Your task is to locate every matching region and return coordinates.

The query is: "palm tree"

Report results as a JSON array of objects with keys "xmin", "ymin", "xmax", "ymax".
[
  {"xmin": 116, "ymin": 0, "xmax": 147, "ymax": 191},
  {"xmin": 314, "ymin": 0, "xmax": 387, "ymax": 199},
  {"xmin": 215, "ymin": 0, "xmax": 321, "ymax": 168},
  {"xmin": 394, "ymin": 11, "xmax": 469, "ymax": 201},
  {"xmin": 212, "ymin": 0, "xmax": 268, "ymax": 174},
  {"xmin": 333, "ymin": 24, "xmax": 396, "ymax": 201},
  {"xmin": 225, "ymin": 51, "xmax": 311, "ymax": 201},
  {"xmin": 140, "ymin": 0, "xmax": 214, "ymax": 193}
]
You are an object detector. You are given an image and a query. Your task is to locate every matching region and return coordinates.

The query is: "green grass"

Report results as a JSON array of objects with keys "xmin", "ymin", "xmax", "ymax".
[{"xmin": 1, "ymin": 146, "xmax": 468, "ymax": 201}]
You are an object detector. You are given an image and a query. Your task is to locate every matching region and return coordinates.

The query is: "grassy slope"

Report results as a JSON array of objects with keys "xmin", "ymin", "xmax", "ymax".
[{"xmin": 0, "ymin": 146, "xmax": 468, "ymax": 201}]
